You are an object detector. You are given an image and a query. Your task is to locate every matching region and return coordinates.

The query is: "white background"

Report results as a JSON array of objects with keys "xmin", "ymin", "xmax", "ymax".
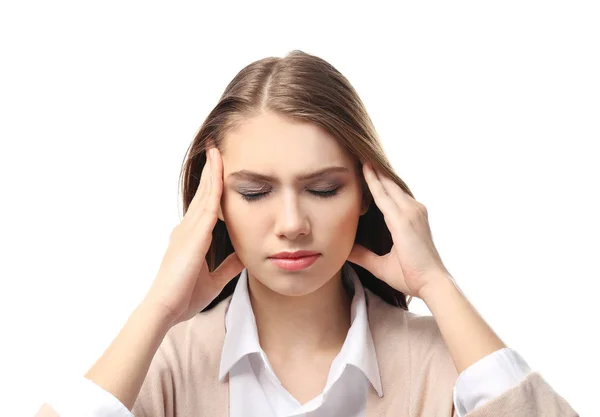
[{"xmin": 1, "ymin": 1, "xmax": 598, "ymax": 416}]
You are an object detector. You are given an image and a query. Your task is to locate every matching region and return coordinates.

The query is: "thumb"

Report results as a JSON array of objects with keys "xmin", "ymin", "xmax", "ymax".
[
  {"xmin": 347, "ymin": 244, "xmax": 381, "ymax": 277},
  {"xmin": 210, "ymin": 252, "xmax": 245, "ymax": 288}
]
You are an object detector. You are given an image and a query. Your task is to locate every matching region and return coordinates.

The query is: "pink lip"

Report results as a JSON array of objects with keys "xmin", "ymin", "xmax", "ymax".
[
  {"xmin": 269, "ymin": 254, "xmax": 320, "ymax": 271},
  {"xmin": 269, "ymin": 250, "xmax": 320, "ymax": 259}
]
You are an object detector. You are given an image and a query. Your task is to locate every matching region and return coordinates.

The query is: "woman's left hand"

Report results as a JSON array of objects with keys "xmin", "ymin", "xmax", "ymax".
[{"xmin": 347, "ymin": 162, "xmax": 452, "ymax": 299}]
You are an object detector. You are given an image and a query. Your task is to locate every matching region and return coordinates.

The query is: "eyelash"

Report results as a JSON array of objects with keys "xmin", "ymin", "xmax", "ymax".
[{"xmin": 240, "ymin": 188, "xmax": 340, "ymax": 202}]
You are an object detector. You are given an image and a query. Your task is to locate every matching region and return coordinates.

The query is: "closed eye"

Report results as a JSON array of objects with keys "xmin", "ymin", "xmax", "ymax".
[{"xmin": 240, "ymin": 188, "xmax": 340, "ymax": 202}]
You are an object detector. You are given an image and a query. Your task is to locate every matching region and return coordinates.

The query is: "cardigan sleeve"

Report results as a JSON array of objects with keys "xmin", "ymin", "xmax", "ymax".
[
  {"xmin": 457, "ymin": 371, "xmax": 579, "ymax": 417},
  {"xmin": 453, "ymin": 347, "xmax": 531, "ymax": 416}
]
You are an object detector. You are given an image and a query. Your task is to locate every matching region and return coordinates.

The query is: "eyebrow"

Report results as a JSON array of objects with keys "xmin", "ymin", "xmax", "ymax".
[{"xmin": 228, "ymin": 166, "xmax": 350, "ymax": 183}]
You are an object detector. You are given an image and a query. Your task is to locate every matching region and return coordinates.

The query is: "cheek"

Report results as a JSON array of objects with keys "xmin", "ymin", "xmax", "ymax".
[{"xmin": 315, "ymin": 196, "xmax": 362, "ymax": 239}]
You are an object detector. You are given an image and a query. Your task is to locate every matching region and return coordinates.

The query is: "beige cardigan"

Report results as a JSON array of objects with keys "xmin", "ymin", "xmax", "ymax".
[{"xmin": 35, "ymin": 289, "xmax": 578, "ymax": 417}]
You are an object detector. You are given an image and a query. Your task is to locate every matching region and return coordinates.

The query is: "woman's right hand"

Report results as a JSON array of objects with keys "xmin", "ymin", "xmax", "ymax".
[{"xmin": 143, "ymin": 147, "xmax": 244, "ymax": 327}]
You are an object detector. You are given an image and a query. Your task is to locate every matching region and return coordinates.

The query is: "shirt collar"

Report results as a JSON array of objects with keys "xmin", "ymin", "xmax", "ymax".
[
  {"xmin": 218, "ymin": 266, "xmax": 262, "ymax": 381},
  {"xmin": 218, "ymin": 262, "xmax": 383, "ymax": 397}
]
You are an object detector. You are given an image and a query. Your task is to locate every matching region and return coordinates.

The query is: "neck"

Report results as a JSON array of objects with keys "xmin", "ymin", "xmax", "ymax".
[{"xmin": 248, "ymin": 268, "xmax": 352, "ymax": 358}]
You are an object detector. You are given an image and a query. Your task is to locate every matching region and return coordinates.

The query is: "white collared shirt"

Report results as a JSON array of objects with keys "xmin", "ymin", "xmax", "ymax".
[
  {"xmin": 219, "ymin": 262, "xmax": 382, "ymax": 417},
  {"xmin": 43, "ymin": 262, "xmax": 531, "ymax": 417}
]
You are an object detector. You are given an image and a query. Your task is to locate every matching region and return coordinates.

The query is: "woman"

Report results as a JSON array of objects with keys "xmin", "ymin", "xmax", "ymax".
[{"xmin": 35, "ymin": 50, "xmax": 578, "ymax": 416}]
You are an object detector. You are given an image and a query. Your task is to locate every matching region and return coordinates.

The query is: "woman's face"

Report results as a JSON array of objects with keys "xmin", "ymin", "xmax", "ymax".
[{"xmin": 218, "ymin": 111, "xmax": 368, "ymax": 297}]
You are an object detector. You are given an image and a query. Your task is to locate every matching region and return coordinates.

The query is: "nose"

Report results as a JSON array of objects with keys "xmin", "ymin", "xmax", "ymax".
[{"xmin": 273, "ymin": 191, "xmax": 311, "ymax": 240}]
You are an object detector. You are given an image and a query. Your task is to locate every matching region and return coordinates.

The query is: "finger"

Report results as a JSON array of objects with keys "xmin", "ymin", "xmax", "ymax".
[
  {"xmin": 203, "ymin": 147, "xmax": 223, "ymax": 219},
  {"xmin": 347, "ymin": 243, "xmax": 382, "ymax": 278},
  {"xmin": 210, "ymin": 251, "xmax": 244, "ymax": 287},
  {"xmin": 362, "ymin": 163, "xmax": 401, "ymax": 229},
  {"xmin": 187, "ymin": 151, "xmax": 212, "ymax": 217},
  {"xmin": 193, "ymin": 148, "xmax": 224, "ymax": 240},
  {"xmin": 376, "ymin": 170, "xmax": 414, "ymax": 212}
]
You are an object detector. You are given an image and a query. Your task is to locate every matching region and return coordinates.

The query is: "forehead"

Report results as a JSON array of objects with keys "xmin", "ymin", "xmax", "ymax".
[{"xmin": 221, "ymin": 112, "xmax": 354, "ymax": 176}]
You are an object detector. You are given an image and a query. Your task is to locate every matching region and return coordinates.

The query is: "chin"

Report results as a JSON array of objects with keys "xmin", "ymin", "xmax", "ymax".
[
  {"xmin": 250, "ymin": 262, "xmax": 329, "ymax": 297},
  {"xmin": 245, "ymin": 255, "xmax": 346, "ymax": 297},
  {"xmin": 264, "ymin": 275, "xmax": 326, "ymax": 297}
]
